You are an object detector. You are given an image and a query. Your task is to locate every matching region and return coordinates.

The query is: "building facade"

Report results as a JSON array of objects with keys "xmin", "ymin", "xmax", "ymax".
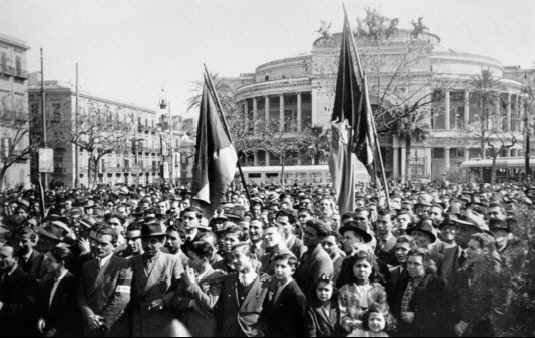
[
  {"xmin": 228, "ymin": 24, "xmax": 528, "ymax": 183},
  {"xmin": 28, "ymin": 74, "xmax": 178, "ymax": 188},
  {"xmin": 0, "ymin": 33, "xmax": 31, "ymax": 190}
]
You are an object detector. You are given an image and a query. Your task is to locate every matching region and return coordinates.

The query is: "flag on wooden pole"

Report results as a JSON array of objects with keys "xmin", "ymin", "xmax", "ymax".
[
  {"xmin": 329, "ymin": 13, "xmax": 377, "ymax": 215},
  {"xmin": 191, "ymin": 73, "xmax": 238, "ymax": 217}
]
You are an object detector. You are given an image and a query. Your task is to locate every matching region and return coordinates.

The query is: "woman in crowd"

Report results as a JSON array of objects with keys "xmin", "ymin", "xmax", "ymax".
[
  {"xmin": 338, "ymin": 250, "xmax": 388, "ymax": 335},
  {"xmin": 392, "ymin": 248, "xmax": 451, "ymax": 337}
]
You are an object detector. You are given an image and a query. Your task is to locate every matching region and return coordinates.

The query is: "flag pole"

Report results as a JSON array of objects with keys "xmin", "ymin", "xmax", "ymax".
[
  {"xmin": 203, "ymin": 65, "xmax": 255, "ymax": 215},
  {"xmin": 342, "ymin": 5, "xmax": 391, "ymax": 209}
]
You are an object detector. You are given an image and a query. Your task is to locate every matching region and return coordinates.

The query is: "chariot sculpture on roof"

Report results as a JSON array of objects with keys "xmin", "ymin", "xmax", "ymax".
[
  {"xmin": 355, "ymin": 7, "xmax": 399, "ymax": 41},
  {"xmin": 314, "ymin": 20, "xmax": 333, "ymax": 41},
  {"xmin": 410, "ymin": 17, "xmax": 429, "ymax": 40}
]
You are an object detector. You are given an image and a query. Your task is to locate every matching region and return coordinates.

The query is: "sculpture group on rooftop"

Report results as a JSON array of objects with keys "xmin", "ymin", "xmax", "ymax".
[
  {"xmin": 356, "ymin": 7, "xmax": 399, "ymax": 41},
  {"xmin": 410, "ymin": 17, "xmax": 429, "ymax": 40},
  {"xmin": 314, "ymin": 8, "xmax": 430, "ymax": 44},
  {"xmin": 314, "ymin": 20, "xmax": 333, "ymax": 41}
]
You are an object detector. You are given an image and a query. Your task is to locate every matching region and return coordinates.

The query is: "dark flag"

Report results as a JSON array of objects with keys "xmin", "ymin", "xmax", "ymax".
[
  {"xmin": 191, "ymin": 74, "xmax": 238, "ymax": 218},
  {"xmin": 329, "ymin": 14, "xmax": 377, "ymax": 215}
]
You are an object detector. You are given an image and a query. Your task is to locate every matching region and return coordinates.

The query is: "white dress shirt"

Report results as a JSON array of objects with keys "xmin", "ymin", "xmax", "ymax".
[{"xmin": 49, "ymin": 270, "xmax": 68, "ymax": 307}]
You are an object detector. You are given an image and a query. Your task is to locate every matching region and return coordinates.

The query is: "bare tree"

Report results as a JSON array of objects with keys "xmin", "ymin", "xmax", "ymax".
[
  {"xmin": 0, "ymin": 97, "xmax": 32, "ymax": 190},
  {"xmin": 466, "ymin": 120, "xmax": 521, "ymax": 185},
  {"xmin": 64, "ymin": 101, "xmax": 134, "ymax": 188},
  {"xmin": 256, "ymin": 118, "xmax": 316, "ymax": 186}
]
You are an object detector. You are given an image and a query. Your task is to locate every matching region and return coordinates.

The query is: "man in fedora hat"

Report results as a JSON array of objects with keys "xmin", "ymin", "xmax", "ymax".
[
  {"xmin": 441, "ymin": 209, "xmax": 494, "ymax": 282},
  {"xmin": 489, "ymin": 219, "xmax": 511, "ymax": 254},
  {"xmin": 130, "ymin": 218, "xmax": 184, "ymax": 337},
  {"xmin": 336, "ymin": 220, "xmax": 390, "ymax": 288},
  {"xmin": 77, "ymin": 227, "xmax": 132, "ymax": 337}
]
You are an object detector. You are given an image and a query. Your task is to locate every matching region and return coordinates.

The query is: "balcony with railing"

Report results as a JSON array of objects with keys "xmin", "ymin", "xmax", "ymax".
[{"xmin": 0, "ymin": 64, "xmax": 28, "ymax": 79}]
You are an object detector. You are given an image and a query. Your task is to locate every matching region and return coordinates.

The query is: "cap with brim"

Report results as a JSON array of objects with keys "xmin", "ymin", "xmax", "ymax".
[
  {"xmin": 407, "ymin": 220, "xmax": 437, "ymax": 243},
  {"xmin": 415, "ymin": 200, "xmax": 432, "ymax": 207},
  {"xmin": 338, "ymin": 221, "xmax": 373, "ymax": 243}
]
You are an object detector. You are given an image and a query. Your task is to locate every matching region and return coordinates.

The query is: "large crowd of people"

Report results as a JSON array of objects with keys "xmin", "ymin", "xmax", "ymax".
[{"xmin": 0, "ymin": 180, "xmax": 530, "ymax": 337}]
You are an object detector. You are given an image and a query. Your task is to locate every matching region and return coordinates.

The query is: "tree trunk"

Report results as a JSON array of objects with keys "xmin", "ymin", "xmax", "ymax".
[
  {"xmin": 0, "ymin": 166, "xmax": 7, "ymax": 191},
  {"xmin": 280, "ymin": 157, "xmax": 285, "ymax": 188},
  {"xmin": 480, "ymin": 99, "xmax": 486, "ymax": 182},
  {"xmin": 405, "ymin": 137, "xmax": 411, "ymax": 182},
  {"xmin": 491, "ymin": 153, "xmax": 498, "ymax": 185}
]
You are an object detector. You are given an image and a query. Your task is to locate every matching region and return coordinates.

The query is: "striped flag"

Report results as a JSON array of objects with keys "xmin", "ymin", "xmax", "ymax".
[
  {"xmin": 329, "ymin": 15, "xmax": 377, "ymax": 215},
  {"xmin": 191, "ymin": 74, "xmax": 238, "ymax": 217}
]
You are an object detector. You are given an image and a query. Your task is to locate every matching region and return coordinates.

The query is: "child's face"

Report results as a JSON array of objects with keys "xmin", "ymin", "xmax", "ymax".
[
  {"xmin": 316, "ymin": 282, "xmax": 333, "ymax": 302},
  {"xmin": 368, "ymin": 312, "xmax": 386, "ymax": 333},
  {"xmin": 274, "ymin": 259, "xmax": 294, "ymax": 281},
  {"xmin": 232, "ymin": 248, "xmax": 252, "ymax": 272}
]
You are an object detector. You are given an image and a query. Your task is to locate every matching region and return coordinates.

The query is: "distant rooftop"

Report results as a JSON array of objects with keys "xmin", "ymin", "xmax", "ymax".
[
  {"xmin": 0, "ymin": 32, "xmax": 30, "ymax": 50},
  {"xmin": 27, "ymin": 72, "xmax": 156, "ymax": 113}
]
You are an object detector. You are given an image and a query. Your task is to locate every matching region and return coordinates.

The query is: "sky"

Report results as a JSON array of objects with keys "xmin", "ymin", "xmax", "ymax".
[{"xmin": 1, "ymin": 0, "xmax": 534, "ymax": 116}]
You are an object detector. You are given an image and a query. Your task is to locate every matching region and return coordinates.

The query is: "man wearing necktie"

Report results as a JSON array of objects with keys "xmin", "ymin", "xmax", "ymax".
[
  {"xmin": 0, "ymin": 242, "xmax": 39, "ymax": 337},
  {"xmin": 130, "ymin": 217, "xmax": 186, "ymax": 337},
  {"xmin": 37, "ymin": 247, "xmax": 83, "ymax": 337},
  {"xmin": 77, "ymin": 227, "xmax": 132, "ymax": 337},
  {"xmin": 214, "ymin": 243, "xmax": 270, "ymax": 337}
]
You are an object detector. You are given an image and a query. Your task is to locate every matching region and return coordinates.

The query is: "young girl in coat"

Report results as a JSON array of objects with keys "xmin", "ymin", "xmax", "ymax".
[
  {"xmin": 349, "ymin": 303, "xmax": 396, "ymax": 337},
  {"xmin": 305, "ymin": 274, "xmax": 341, "ymax": 337}
]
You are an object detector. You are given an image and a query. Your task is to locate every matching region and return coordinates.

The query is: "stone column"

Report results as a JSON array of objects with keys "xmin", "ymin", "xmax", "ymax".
[
  {"xmin": 464, "ymin": 147, "xmax": 470, "ymax": 162},
  {"xmin": 495, "ymin": 98, "xmax": 501, "ymax": 131},
  {"xmin": 506, "ymin": 148, "xmax": 512, "ymax": 158},
  {"xmin": 507, "ymin": 93, "xmax": 512, "ymax": 131},
  {"xmin": 400, "ymin": 146, "xmax": 406, "ymax": 182},
  {"xmin": 253, "ymin": 97, "xmax": 258, "ymax": 131},
  {"xmin": 265, "ymin": 96, "xmax": 270, "ymax": 122},
  {"xmin": 280, "ymin": 94, "xmax": 285, "ymax": 132},
  {"xmin": 393, "ymin": 146, "xmax": 400, "ymax": 179},
  {"xmin": 266, "ymin": 152, "xmax": 271, "ymax": 166},
  {"xmin": 254, "ymin": 151, "xmax": 259, "ymax": 166},
  {"xmin": 444, "ymin": 147, "xmax": 451, "ymax": 171},
  {"xmin": 297, "ymin": 92, "xmax": 302, "ymax": 131},
  {"xmin": 444, "ymin": 90, "xmax": 450, "ymax": 130},
  {"xmin": 244, "ymin": 100, "xmax": 249, "ymax": 130},
  {"xmin": 464, "ymin": 90, "xmax": 470, "ymax": 128},
  {"xmin": 519, "ymin": 96, "xmax": 524, "ymax": 133}
]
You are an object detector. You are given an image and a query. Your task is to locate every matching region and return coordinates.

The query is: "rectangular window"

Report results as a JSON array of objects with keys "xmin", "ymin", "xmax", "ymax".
[
  {"xmin": 433, "ymin": 148, "xmax": 445, "ymax": 159},
  {"xmin": 15, "ymin": 55, "xmax": 21, "ymax": 72},
  {"xmin": 0, "ymin": 51, "xmax": 6, "ymax": 68},
  {"xmin": 456, "ymin": 148, "xmax": 465, "ymax": 157}
]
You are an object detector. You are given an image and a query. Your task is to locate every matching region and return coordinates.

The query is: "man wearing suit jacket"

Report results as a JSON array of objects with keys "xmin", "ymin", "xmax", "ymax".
[
  {"xmin": 37, "ymin": 247, "xmax": 83, "ymax": 337},
  {"xmin": 375, "ymin": 211, "xmax": 399, "ymax": 267},
  {"xmin": 173, "ymin": 241, "xmax": 224, "ymax": 337},
  {"xmin": 441, "ymin": 210, "xmax": 492, "ymax": 283},
  {"xmin": 215, "ymin": 243, "xmax": 270, "ymax": 337},
  {"xmin": 294, "ymin": 220, "xmax": 333, "ymax": 299},
  {"xmin": 262, "ymin": 254, "xmax": 307, "ymax": 337},
  {"xmin": 181, "ymin": 208, "xmax": 204, "ymax": 256},
  {"xmin": 130, "ymin": 218, "xmax": 185, "ymax": 337},
  {"xmin": 0, "ymin": 243, "xmax": 39, "ymax": 337},
  {"xmin": 77, "ymin": 227, "xmax": 132, "ymax": 337},
  {"xmin": 277, "ymin": 210, "xmax": 307, "ymax": 259},
  {"xmin": 15, "ymin": 226, "xmax": 43, "ymax": 279}
]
